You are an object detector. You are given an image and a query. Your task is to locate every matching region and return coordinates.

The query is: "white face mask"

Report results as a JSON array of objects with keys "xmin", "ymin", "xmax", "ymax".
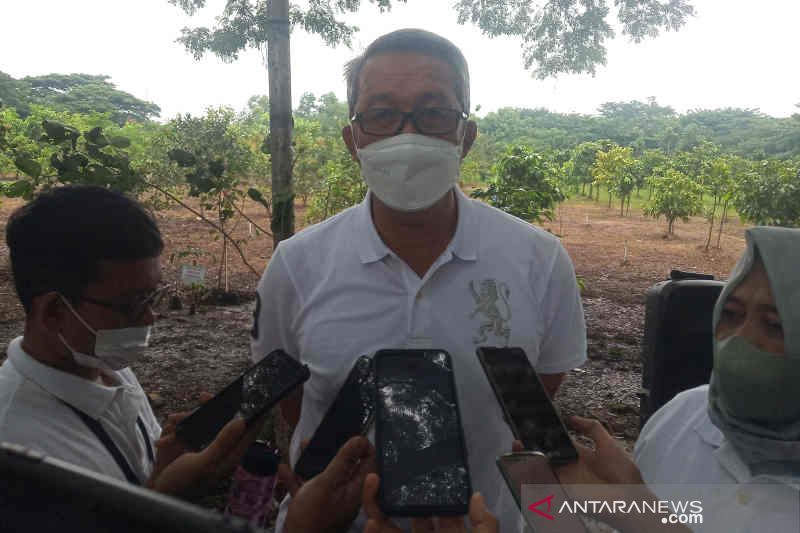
[
  {"xmin": 356, "ymin": 133, "xmax": 463, "ymax": 212},
  {"xmin": 59, "ymin": 296, "xmax": 151, "ymax": 372}
]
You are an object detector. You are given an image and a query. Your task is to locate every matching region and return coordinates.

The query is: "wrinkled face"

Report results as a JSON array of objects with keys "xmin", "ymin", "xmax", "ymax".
[
  {"xmin": 58, "ymin": 257, "xmax": 161, "ymax": 355},
  {"xmin": 343, "ymin": 51, "xmax": 477, "ymax": 156},
  {"xmin": 715, "ymin": 258, "xmax": 784, "ymax": 355}
]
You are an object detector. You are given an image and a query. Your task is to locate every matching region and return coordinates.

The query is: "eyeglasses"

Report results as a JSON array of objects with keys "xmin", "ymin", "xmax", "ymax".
[
  {"xmin": 351, "ymin": 107, "xmax": 468, "ymax": 136},
  {"xmin": 81, "ymin": 284, "xmax": 173, "ymax": 323}
]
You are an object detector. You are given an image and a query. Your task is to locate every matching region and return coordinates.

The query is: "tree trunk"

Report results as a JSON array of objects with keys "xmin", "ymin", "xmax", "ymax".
[
  {"xmin": 626, "ymin": 194, "xmax": 631, "ymax": 217},
  {"xmin": 668, "ymin": 218, "xmax": 675, "ymax": 235},
  {"xmin": 716, "ymin": 199, "xmax": 729, "ymax": 249},
  {"xmin": 705, "ymin": 196, "xmax": 719, "ymax": 251},
  {"xmin": 607, "ymin": 189, "xmax": 613, "ymax": 209},
  {"xmin": 620, "ymin": 196, "xmax": 625, "ymax": 217},
  {"xmin": 268, "ymin": 1, "xmax": 294, "ymax": 248}
]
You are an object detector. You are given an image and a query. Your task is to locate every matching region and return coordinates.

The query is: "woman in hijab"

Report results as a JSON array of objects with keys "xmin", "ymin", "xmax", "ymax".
[{"xmin": 555, "ymin": 226, "xmax": 800, "ymax": 532}]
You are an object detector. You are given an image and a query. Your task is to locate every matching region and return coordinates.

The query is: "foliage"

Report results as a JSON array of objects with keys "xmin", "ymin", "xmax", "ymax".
[
  {"xmin": 471, "ymin": 145, "xmax": 566, "ymax": 223},
  {"xmin": 643, "ymin": 169, "xmax": 704, "ymax": 235},
  {"xmin": 454, "ymin": 0, "xmax": 694, "ymax": 78},
  {"xmin": 733, "ymin": 160, "xmax": 800, "ymax": 227},
  {"xmin": 0, "ymin": 105, "xmax": 144, "ymax": 198},
  {"xmin": 0, "ymin": 71, "xmax": 160, "ymax": 124},
  {"xmin": 306, "ymin": 154, "xmax": 366, "ymax": 224},
  {"xmin": 592, "ymin": 145, "xmax": 637, "ymax": 214}
]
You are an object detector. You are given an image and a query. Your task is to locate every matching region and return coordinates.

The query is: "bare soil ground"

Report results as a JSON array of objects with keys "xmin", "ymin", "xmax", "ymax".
[{"xmin": 0, "ymin": 191, "xmax": 747, "ymax": 503}]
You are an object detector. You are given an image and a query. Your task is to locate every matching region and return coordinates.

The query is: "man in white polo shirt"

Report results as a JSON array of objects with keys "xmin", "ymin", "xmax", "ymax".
[
  {"xmin": 1, "ymin": 185, "xmax": 260, "ymax": 497},
  {"xmin": 251, "ymin": 29, "xmax": 586, "ymax": 531}
]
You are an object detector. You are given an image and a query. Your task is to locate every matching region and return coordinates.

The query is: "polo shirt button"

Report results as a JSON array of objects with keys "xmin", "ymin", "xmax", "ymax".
[{"xmin": 416, "ymin": 291, "xmax": 423, "ymax": 300}]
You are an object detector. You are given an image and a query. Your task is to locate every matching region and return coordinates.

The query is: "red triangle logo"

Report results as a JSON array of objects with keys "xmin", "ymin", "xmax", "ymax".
[{"xmin": 528, "ymin": 494, "xmax": 556, "ymax": 520}]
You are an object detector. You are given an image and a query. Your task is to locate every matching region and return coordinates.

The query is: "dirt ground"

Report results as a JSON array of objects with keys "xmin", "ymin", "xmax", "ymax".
[{"xmin": 0, "ymin": 191, "xmax": 747, "ymax": 510}]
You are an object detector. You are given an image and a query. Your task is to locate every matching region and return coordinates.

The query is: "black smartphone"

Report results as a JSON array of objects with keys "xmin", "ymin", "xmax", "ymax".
[
  {"xmin": 496, "ymin": 452, "xmax": 588, "ymax": 533},
  {"xmin": 374, "ymin": 349, "xmax": 471, "ymax": 517},
  {"xmin": 176, "ymin": 349, "xmax": 310, "ymax": 450},
  {"xmin": 476, "ymin": 347, "xmax": 578, "ymax": 463},
  {"xmin": 293, "ymin": 355, "xmax": 375, "ymax": 480}
]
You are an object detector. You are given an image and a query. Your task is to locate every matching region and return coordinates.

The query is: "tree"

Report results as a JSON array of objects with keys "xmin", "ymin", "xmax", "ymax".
[
  {"xmin": 306, "ymin": 152, "xmax": 365, "ymax": 224},
  {"xmin": 701, "ymin": 156, "xmax": 732, "ymax": 250},
  {"xmin": 733, "ymin": 159, "xmax": 800, "ymax": 227},
  {"xmin": 471, "ymin": 145, "xmax": 566, "ymax": 223},
  {"xmin": 169, "ymin": 0, "xmax": 695, "ymax": 246},
  {"xmin": 643, "ymin": 169, "xmax": 703, "ymax": 236},
  {"xmin": 0, "ymin": 71, "xmax": 160, "ymax": 124},
  {"xmin": 166, "ymin": 108, "xmax": 258, "ymax": 289},
  {"xmin": 592, "ymin": 145, "xmax": 636, "ymax": 215},
  {"xmin": 568, "ymin": 141, "xmax": 602, "ymax": 196}
]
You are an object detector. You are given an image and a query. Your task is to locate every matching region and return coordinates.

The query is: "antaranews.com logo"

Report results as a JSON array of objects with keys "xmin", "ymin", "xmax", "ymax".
[{"xmin": 528, "ymin": 495, "xmax": 704, "ymax": 525}]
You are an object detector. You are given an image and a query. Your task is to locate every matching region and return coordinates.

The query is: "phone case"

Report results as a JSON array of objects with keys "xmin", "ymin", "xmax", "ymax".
[
  {"xmin": 374, "ymin": 349, "xmax": 471, "ymax": 517},
  {"xmin": 476, "ymin": 347, "xmax": 577, "ymax": 463},
  {"xmin": 496, "ymin": 452, "xmax": 588, "ymax": 533},
  {"xmin": 176, "ymin": 349, "xmax": 310, "ymax": 450},
  {"xmin": 293, "ymin": 355, "xmax": 375, "ymax": 480}
]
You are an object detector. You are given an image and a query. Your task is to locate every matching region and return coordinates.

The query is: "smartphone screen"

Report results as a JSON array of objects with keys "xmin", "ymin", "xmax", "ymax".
[
  {"xmin": 293, "ymin": 355, "xmax": 375, "ymax": 480},
  {"xmin": 497, "ymin": 453, "xmax": 588, "ymax": 533},
  {"xmin": 374, "ymin": 349, "xmax": 471, "ymax": 516},
  {"xmin": 176, "ymin": 349, "xmax": 310, "ymax": 450},
  {"xmin": 477, "ymin": 347, "xmax": 578, "ymax": 462}
]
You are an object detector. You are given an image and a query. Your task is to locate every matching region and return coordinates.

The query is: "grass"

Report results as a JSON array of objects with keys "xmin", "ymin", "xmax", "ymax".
[{"xmin": 567, "ymin": 187, "xmax": 739, "ymax": 219}]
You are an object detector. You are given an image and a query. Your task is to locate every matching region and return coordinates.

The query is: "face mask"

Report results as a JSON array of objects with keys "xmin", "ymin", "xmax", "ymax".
[
  {"xmin": 356, "ymin": 133, "xmax": 462, "ymax": 212},
  {"xmin": 711, "ymin": 335, "xmax": 800, "ymax": 427},
  {"xmin": 59, "ymin": 296, "xmax": 151, "ymax": 372}
]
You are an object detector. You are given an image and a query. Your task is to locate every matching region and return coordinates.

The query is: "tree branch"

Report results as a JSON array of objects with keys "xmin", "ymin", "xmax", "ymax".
[
  {"xmin": 232, "ymin": 201, "xmax": 272, "ymax": 237},
  {"xmin": 143, "ymin": 179, "xmax": 261, "ymax": 278}
]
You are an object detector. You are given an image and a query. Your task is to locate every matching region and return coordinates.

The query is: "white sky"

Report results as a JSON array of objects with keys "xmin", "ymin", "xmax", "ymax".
[{"xmin": 1, "ymin": 0, "xmax": 798, "ymax": 120}]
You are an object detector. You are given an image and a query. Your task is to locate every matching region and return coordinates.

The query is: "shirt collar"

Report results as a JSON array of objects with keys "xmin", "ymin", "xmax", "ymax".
[
  {"xmin": 8, "ymin": 336, "xmax": 123, "ymax": 419},
  {"xmin": 354, "ymin": 187, "xmax": 478, "ymax": 264}
]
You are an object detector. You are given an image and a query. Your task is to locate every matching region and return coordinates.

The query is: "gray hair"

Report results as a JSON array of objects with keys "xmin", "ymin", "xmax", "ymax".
[{"xmin": 344, "ymin": 29, "xmax": 471, "ymax": 116}]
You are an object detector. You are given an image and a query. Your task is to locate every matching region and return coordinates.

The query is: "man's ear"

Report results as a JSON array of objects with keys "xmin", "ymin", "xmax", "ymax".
[
  {"xmin": 460, "ymin": 120, "xmax": 478, "ymax": 160},
  {"xmin": 342, "ymin": 124, "xmax": 359, "ymax": 163},
  {"xmin": 32, "ymin": 292, "xmax": 68, "ymax": 333}
]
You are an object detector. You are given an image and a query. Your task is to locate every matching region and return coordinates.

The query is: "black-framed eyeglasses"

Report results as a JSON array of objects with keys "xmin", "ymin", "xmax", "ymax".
[
  {"xmin": 81, "ymin": 284, "xmax": 173, "ymax": 322},
  {"xmin": 351, "ymin": 107, "xmax": 468, "ymax": 136}
]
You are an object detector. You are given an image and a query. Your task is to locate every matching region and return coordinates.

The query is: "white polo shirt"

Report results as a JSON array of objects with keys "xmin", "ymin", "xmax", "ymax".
[
  {"xmin": 252, "ymin": 187, "xmax": 587, "ymax": 532},
  {"xmin": 0, "ymin": 336, "xmax": 160, "ymax": 483},
  {"xmin": 635, "ymin": 385, "xmax": 800, "ymax": 532}
]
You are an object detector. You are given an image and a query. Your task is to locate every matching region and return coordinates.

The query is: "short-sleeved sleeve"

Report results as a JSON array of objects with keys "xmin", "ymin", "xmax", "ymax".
[
  {"xmin": 534, "ymin": 243, "xmax": 587, "ymax": 374},
  {"xmin": 250, "ymin": 246, "xmax": 302, "ymax": 363}
]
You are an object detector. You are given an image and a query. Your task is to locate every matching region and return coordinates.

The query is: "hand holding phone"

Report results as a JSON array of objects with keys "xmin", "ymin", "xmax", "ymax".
[
  {"xmin": 477, "ymin": 347, "xmax": 578, "ymax": 463},
  {"xmin": 176, "ymin": 349, "xmax": 310, "ymax": 450},
  {"xmin": 294, "ymin": 355, "xmax": 375, "ymax": 480},
  {"xmin": 374, "ymin": 349, "xmax": 471, "ymax": 517}
]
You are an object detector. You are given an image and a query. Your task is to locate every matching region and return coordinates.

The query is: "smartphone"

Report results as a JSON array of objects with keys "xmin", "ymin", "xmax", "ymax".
[
  {"xmin": 176, "ymin": 349, "xmax": 310, "ymax": 450},
  {"xmin": 293, "ymin": 355, "xmax": 375, "ymax": 480},
  {"xmin": 374, "ymin": 349, "xmax": 471, "ymax": 517},
  {"xmin": 476, "ymin": 347, "xmax": 578, "ymax": 463},
  {"xmin": 497, "ymin": 452, "xmax": 588, "ymax": 533}
]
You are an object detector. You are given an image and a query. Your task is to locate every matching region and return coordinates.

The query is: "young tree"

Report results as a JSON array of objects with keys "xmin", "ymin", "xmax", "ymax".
[
  {"xmin": 644, "ymin": 169, "xmax": 703, "ymax": 236},
  {"xmin": 733, "ymin": 159, "xmax": 800, "ymax": 227},
  {"xmin": 592, "ymin": 145, "xmax": 636, "ymax": 216},
  {"xmin": 471, "ymin": 145, "xmax": 566, "ymax": 223},
  {"xmin": 702, "ymin": 156, "xmax": 732, "ymax": 250}
]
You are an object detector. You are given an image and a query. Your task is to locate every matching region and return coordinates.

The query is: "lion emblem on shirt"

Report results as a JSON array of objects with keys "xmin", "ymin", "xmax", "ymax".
[{"xmin": 469, "ymin": 279, "xmax": 511, "ymax": 345}]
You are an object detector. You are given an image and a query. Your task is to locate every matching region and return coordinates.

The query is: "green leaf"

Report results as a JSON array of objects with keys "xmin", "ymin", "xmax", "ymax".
[
  {"xmin": 109, "ymin": 136, "xmax": 131, "ymax": 148},
  {"xmin": 14, "ymin": 156, "xmax": 42, "ymax": 178},
  {"xmin": 4, "ymin": 179, "xmax": 34, "ymax": 198},
  {"xmin": 209, "ymin": 159, "xmax": 225, "ymax": 177},
  {"xmin": 85, "ymin": 164, "xmax": 114, "ymax": 181},
  {"xmin": 85, "ymin": 127, "xmax": 109, "ymax": 147},
  {"xmin": 168, "ymin": 148, "xmax": 197, "ymax": 167},
  {"xmin": 42, "ymin": 120, "xmax": 79, "ymax": 143}
]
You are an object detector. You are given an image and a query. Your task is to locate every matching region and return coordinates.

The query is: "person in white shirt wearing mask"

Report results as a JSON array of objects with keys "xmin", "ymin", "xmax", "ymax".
[
  {"xmin": 0, "ymin": 185, "xmax": 263, "ymax": 498},
  {"xmin": 552, "ymin": 226, "xmax": 800, "ymax": 532},
  {"xmin": 252, "ymin": 28, "xmax": 587, "ymax": 532}
]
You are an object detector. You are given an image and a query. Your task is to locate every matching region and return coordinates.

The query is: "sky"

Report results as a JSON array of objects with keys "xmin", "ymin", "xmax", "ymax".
[{"xmin": 1, "ymin": 0, "xmax": 798, "ymax": 120}]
